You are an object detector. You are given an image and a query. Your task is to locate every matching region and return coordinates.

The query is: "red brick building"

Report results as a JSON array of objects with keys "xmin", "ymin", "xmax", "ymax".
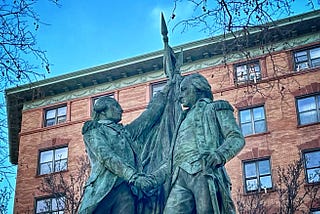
[{"xmin": 6, "ymin": 11, "xmax": 320, "ymax": 213}]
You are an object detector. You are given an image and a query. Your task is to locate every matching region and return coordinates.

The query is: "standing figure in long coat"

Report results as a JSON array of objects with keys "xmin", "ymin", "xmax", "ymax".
[
  {"xmin": 79, "ymin": 87, "xmax": 169, "ymax": 214},
  {"xmin": 163, "ymin": 73, "xmax": 245, "ymax": 214}
]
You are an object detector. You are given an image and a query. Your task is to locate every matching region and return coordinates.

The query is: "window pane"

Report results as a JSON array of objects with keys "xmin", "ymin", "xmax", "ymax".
[
  {"xmin": 57, "ymin": 116, "xmax": 66, "ymax": 124},
  {"xmin": 299, "ymin": 111, "xmax": 318, "ymax": 125},
  {"xmin": 254, "ymin": 120, "xmax": 266, "ymax": 133},
  {"xmin": 46, "ymin": 119, "xmax": 56, "ymax": 126},
  {"xmin": 296, "ymin": 62, "xmax": 309, "ymax": 70},
  {"xmin": 40, "ymin": 150, "xmax": 53, "ymax": 163},
  {"xmin": 40, "ymin": 162, "xmax": 53, "ymax": 175},
  {"xmin": 241, "ymin": 123, "xmax": 252, "ymax": 136},
  {"xmin": 57, "ymin": 106, "xmax": 67, "ymax": 116},
  {"xmin": 55, "ymin": 148, "xmax": 68, "ymax": 160},
  {"xmin": 52, "ymin": 197, "xmax": 65, "ymax": 211},
  {"xmin": 298, "ymin": 97, "xmax": 316, "ymax": 112},
  {"xmin": 295, "ymin": 51, "xmax": 308, "ymax": 63},
  {"xmin": 236, "ymin": 65, "xmax": 247, "ymax": 76},
  {"xmin": 152, "ymin": 82, "xmax": 166, "ymax": 97},
  {"xmin": 305, "ymin": 151, "xmax": 320, "ymax": 168},
  {"xmin": 258, "ymin": 160, "xmax": 271, "ymax": 175},
  {"xmin": 253, "ymin": 107, "xmax": 265, "ymax": 120},
  {"xmin": 246, "ymin": 179, "xmax": 258, "ymax": 191},
  {"xmin": 236, "ymin": 65, "xmax": 248, "ymax": 82},
  {"xmin": 240, "ymin": 109, "xmax": 251, "ymax": 123},
  {"xmin": 46, "ymin": 109, "xmax": 56, "ymax": 119},
  {"xmin": 307, "ymin": 168, "xmax": 320, "ymax": 183},
  {"xmin": 311, "ymin": 58, "xmax": 320, "ymax": 67},
  {"xmin": 310, "ymin": 47, "xmax": 320, "ymax": 59},
  {"xmin": 36, "ymin": 199, "xmax": 50, "ymax": 213},
  {"xmin": 260, "ymin": 175, "xmax": 272, "ymax": 189},
  {"xmin": 244, "ymin": 162, "xmax": 256, "ymax": 178},
  {"xmin": 55, "ymin": 160, "xmax": 67, "ymax": 172}
]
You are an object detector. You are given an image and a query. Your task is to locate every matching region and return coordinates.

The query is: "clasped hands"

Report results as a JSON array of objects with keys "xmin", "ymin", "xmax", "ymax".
[
  {"xmin": 200, "ymin": 151, "xmax": 223, "ymax": 170},
  {"xmin": 129, "ymin": 173, "xmax": 158, "ymax": 196}
]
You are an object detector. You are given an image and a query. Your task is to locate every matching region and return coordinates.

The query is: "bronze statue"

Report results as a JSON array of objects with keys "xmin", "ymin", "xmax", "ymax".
[
  {"xmin": 163, "ymin": 73, "xmax": 245, "ymax": 214},
  {"xmin": 79, "ymin": 13, "xmax": 245, "ymax": 214},
  {"xmin": 79, "ymin": 89, "xmax": 169, "ymax": 213},
  {"xmin": 159, "ymin": 13, "xmax": 245, "ymax": 214}
]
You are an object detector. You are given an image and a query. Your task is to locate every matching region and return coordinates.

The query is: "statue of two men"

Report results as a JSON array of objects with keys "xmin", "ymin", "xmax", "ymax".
[
  {"xmin": 79, "ymin": 14, "xmax": 245, "ymax": 214},
  {"xmin": 79, "ymin": 72, "xmax": 245, "ymax": 214}
]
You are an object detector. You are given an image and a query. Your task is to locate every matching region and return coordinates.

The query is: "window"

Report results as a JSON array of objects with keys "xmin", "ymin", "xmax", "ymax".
[
  {"xmin": 303, "ymin": 149, "xmax": 320, "ymax": 184},
  {"xmin": 239, "ymin": 106, "xmax": 266, "ymax": 136},
  {"xmin": 36, "ymin": 196, "xmax": 65, "ymax": 214},
  {"xmin": 151, "ymin": 81, "xmax": 166, "ymax": 97},
  {"xmin": 296, "ymin": 94, "xmax": 320, "ymax": 125},
  {"xmin": 243, "ymin": 158, "xmax": 272, "ymax": 192},
  {"xmin": 311, "ymin": 208, "xmax": 320, "ymax": 214},
  {"xmin": 45, "ymin": 106, "xmax": 67, "ymax": 127},
  {"xmin": 294, "ymin": 46, "xmax": 320, "ymax": 71},
  {"xmin": 235, "ymin": 61, "xmax": 261, "ymax": 84},
  {"xmin": 92, "ymin": 94, "xmax": 114, "ymax": 106},
  {"xmin": 38, "ymin": 147, "xmax": 68, "ymax": 175}
]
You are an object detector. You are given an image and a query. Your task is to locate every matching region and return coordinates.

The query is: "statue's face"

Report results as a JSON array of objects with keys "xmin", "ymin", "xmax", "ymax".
[
  {"xmin": 103, "ymin": 101, "xmax": 123, "ymax": 123},
  {"xmin": 179, "ymin": 78, "xmax": 199, "ymax": 108}
]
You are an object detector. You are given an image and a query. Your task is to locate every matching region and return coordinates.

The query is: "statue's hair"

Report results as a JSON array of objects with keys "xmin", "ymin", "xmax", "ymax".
[
  {"xmin": 183, "ymin": 73, "xmax": 213, "ymax": 100},
  {"xmin": 92, "ymin": 96, "xmax": 118, "ymax": 120}
]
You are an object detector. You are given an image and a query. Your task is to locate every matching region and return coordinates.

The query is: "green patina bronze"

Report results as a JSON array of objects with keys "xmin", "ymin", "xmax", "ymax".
[{"xmin": 79, "ymin": 13, "xmax": 245, "ymax": 214}]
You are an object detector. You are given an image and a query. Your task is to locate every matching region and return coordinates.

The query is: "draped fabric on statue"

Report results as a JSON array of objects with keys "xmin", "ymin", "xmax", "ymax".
[
  {"xmin": 139, "ymin": 44, "xmax": 183, "ymax": 213},
  {"xmin": 139, "ymin": 73, "xmax": 182, "ymax": 214}
]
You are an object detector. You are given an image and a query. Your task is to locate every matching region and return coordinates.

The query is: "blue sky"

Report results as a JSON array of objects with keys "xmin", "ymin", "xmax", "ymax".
[
  {"xmin": 34, "ymin": 0, "xmax": 207, "ymax": 78},
  {"xmin": 4, "ymin": 0, "xmax": 319, "ymax": 213}
]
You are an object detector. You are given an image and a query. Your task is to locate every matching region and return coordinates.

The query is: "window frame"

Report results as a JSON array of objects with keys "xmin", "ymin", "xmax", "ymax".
[
  {"xmin": 234, "ymin": 61, "xmax": 262, "ymax": 84},
  {"xmin": 150, "ymin": 81, "xmax": 167, "ymax": 98},
  {"xmin": 296, "ymin": 93, "xmax": 320, "ymax": 126},
  {"xmin": 239, "ymin": 105, "xmax": 267, "ymax": 136},
  {"xmin": 44, "ymin": 105, "xmax": 67, "ymax": 127},
  {"xmin": 303, "ymin": 148, "xmax": 320, "ymax": 184},
  {"xmin": 243, "ymin": 158, "xmax": 273, "ymax": 193},
  {"xmin": 38, "ymin": 146, "xmax": 69, "ymax": 176},
  {"xmin": 294, "ymin": 46, "xmax": 320, "ymax": 71},
  {"xmin": 35, "ymin": 195, "xmax": 65, "ymax": 214}
]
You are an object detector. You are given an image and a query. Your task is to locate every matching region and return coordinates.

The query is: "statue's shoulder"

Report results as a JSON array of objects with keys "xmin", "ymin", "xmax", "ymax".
[
  {"xmin": 211, "ymin": 100, "xmax": 234, "ymax": 112},
  {"xmin": 82, "ymin": 120, "xmax": 100, "ymax": 134}
]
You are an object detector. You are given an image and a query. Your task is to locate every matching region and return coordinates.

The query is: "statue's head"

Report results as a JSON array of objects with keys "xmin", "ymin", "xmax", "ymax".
[
  {"xmin": 179, "ymin": 73, "xmax": 213, "ymax": 108},
  {"xmin": 93, "ymin": 96, "xmax": 123, "ymax": 123}
]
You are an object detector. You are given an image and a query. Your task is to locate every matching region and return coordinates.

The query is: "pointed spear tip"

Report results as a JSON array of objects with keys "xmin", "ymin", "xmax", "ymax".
[{"xmin": 161, "ymin": 12, "xmax": 168, "ymax": 37}]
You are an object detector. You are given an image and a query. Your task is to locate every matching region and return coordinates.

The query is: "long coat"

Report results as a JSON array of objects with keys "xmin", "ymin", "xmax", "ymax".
[
  {"xmin": 169, "ymin": 98, "xmax": 245, "ymax": 213},
  {"xmin": 79, "ymin": 93, "xmax": 166, "ymax": 213}
]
